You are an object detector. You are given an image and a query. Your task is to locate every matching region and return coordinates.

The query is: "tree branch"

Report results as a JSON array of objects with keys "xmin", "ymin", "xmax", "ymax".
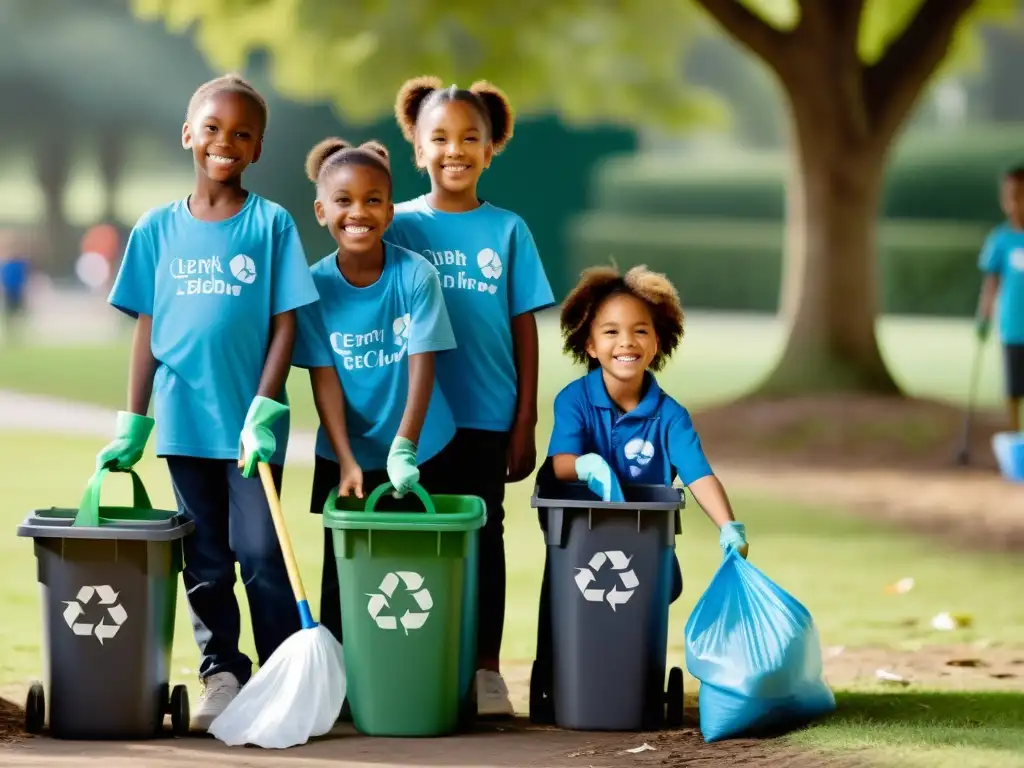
[
  {"xmin": 692, "ymin": 0, "xmax": 792, "ymax": 73},
  {"xmin": 865, "ymin": 0, "xmax": 978, "ymax": 145}
]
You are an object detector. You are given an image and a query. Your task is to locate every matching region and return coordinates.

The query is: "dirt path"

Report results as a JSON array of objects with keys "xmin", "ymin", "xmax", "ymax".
[{"xmin": 5, "ymin": 645, "xmax": 1021, "ymax": 767}]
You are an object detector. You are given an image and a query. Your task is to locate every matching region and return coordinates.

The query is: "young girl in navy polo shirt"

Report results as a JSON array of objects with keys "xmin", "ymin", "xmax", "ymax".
[{"xmin": 547, "ymin": 264, "xmax": 748, "ymax": 560}]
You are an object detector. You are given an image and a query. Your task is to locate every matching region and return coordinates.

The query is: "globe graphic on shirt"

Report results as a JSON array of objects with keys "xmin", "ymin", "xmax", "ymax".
[
  {"xmin": 393, "ymin": 313, "xmax": 412, "ymax": 346},
  {"xmin": 229, "ymin": 254, "xmax": 257, "ymax": 285},
  {"xmin": 477, "ymin": 248, "xmax": 503, "ymax": 280},
  {"xmin": 1011, "ymin": 248, "xmax": 1024, "ymax": 272},
  {"xmin": 624, "ymin": 438, "xmax": 656, "ymax": 478}
]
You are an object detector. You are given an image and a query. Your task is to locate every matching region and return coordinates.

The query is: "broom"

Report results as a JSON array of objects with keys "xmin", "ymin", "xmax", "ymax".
[{"xmin": 208, "ymin": 462, "xmax": 346, "ymax": 748}]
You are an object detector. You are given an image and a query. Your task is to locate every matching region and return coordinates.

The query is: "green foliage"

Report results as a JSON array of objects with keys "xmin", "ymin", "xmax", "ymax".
[
  {"xmin": 566, "ymin": 214, "xmax": 990, "ymax": 316},
  {"xmin": 132, "ymin": 0, "xmax": 724, "ymax": 131}
]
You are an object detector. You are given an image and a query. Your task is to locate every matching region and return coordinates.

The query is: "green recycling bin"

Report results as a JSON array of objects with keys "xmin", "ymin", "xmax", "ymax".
[
  {"xmin": 15, "ymin": 468, "xmax": 194, "ymax": 739},
  {"xmin": 324, "ymin": 482, "xmax": 485, "ymax": 737}
]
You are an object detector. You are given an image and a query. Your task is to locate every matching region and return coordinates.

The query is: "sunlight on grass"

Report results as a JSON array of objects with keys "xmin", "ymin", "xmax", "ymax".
[{"xmin": 793, "ymin": 691, "xmax": 1024, "ymax": 768}]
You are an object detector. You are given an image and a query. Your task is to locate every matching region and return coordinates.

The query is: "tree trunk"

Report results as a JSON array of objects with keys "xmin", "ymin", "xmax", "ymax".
[
  {"xmin": 755, "ymin": 61, "xmax": 900, "ymax": 397},
  {"xmin": 33, "ymin": 135, "xmax": 75, "ymax": 276},
  {"xmin": 96, "ymin": 130, "xmax": 124, "ymax": 224}
]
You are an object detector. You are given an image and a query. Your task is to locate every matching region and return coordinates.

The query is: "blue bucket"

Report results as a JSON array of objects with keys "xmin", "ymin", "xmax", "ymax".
[{"xmin": 992, "ymin": 432, "xmax": 1024, "ymax": 483}]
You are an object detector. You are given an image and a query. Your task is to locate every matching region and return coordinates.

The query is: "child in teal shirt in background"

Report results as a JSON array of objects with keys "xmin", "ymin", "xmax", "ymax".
[{"xmin": 976, "ymin": 165, "xmax": 1024, "ymax": 433}]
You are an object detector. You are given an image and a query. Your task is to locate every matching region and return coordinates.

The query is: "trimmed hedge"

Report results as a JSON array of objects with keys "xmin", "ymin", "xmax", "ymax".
[
  {"xmin": 590, "ymin": 125, "xmax": 1024, "ymax": 224},
  {"xmin": 566, "ymin": 214, "xmax": 992, "ymax": 317}
]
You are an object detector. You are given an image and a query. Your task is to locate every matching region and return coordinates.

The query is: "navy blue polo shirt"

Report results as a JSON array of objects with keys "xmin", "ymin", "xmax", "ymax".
[{"xmin": 547, "ymin": 368, "xmax": 713, "ymax": 487}]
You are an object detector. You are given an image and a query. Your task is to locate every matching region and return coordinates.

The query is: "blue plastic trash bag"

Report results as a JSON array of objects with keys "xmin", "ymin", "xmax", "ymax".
[{"xmin": 685, "ymin": 549, "xmax": 836, "ymax": 742}]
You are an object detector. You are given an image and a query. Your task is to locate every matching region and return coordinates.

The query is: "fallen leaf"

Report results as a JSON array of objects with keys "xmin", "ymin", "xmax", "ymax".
[
  {"xmin": 946, "ymin": 659, "xmax": 988, "ymax": 668},
  {"xmin": 624, "ymin": 743, "xmax": 656, "ymax": 754},
  {"xmin": 876, "ymin": 669, "xmax": 911, "ymax": 686},
  {"xmin": 990, "ymin": 673, "xmax": 1017, "ymax": 680},
  {"xmin": 568, "ymin": 749, "xmax": 596, "ymax": 758},
  {"xmin": 1011, "ymin": 660, "xmax": 1024, "ymax": 666},
  {"xmin": 885, "ymin": 577, "xmax": 915, "ymax": 595},
  {"xmin": 931, "ymin": 612, "xmax": 973, "ymax": 631}
]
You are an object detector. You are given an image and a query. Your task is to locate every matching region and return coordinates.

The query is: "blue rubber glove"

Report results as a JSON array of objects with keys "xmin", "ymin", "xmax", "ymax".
[
  {"xmin": 575, "ymin": 453, "xmax": 625, "ymax": 502},
  {"xmin": 719, "ymin": 521, "xmax": 749, "ymax": 558},
  {"xmin": 387, "ymin": 436, "xmax": 420, "ymax": 497},
  {"xmin": 239, "ymin": 396, "xmax": 289, "ymax": 478}
]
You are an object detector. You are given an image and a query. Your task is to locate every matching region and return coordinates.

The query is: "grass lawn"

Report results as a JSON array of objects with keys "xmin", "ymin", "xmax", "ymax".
[
  {"xmin": 0, "ymin": 311, "xmax": 1010, "ymax": 431},
  {"xmin": 2, "ymin": 431, "xmax": 1023, "ymax": 766}
]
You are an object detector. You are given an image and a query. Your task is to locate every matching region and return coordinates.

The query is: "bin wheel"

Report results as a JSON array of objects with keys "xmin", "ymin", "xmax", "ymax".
[
  {"xmin": 25, "ymin": 682, "xmax": 45, "ymax": 735},
  {"xmin": 528, "ymin": 661, "xmax": 555, "ymax": 725},
  {"xmin": 665, "ymin": 667, "xmax": 684, "ymax": 729},
  {"xmin": 170, "ymin": 685, "xmax": 190, "ymax": 737}
]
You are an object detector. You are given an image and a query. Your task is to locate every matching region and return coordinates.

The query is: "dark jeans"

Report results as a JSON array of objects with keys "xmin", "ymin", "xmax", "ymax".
[
  {"xmin": 166, "ymin": 457, "xmax": 298, "ymax": 685},
  {"xmin": 312, "ymin": 428, "xmax": 509, "ymax": 665}
]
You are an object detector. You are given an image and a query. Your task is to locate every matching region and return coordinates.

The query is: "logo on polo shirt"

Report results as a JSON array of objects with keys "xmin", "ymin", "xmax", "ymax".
[
  {"xmin": 624, "ymin": 438, "xmax": 655, "ymax": 478},
  {"xmin": 1011, "ymin": 248, "xmax": 1024, "ymax": 272}
]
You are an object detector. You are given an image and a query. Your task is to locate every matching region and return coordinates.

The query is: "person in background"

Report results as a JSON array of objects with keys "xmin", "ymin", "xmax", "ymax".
[
  {"xmin": 976, "ymin": 164, "xmax": 1024, "ymax": 433},
  {"xmin": 0, "ymin": 233, "xmax": 31, "ymax": 344}
]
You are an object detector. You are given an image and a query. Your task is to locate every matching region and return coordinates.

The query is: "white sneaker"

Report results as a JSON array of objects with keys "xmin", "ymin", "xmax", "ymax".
[
  {"xmin": 476, "ymin": 669, "xmax": 514, "ymax": 717},
  {"xmin": 191, "ymin": 671, "xmax": 241, "ymax": 731}
]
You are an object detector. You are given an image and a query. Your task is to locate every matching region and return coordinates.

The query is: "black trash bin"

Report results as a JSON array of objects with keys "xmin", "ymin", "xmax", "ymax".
[
  {"xmin": 16, "ymin": 468, "xmax": 194, "ymax": 740},
  {"xmin": 529, "ymin": 462, "xmax": 685, "ymax": 731}
]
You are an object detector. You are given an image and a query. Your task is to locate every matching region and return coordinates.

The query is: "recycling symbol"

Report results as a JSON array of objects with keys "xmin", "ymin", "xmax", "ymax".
[
  {"xmin": 366, "ymin": 571, "xmax": 433, "ymax": 634},
  {"xmin": 574, "ymin": 551, "xmax": 639, "ymax": 611},
  {"xmin": 63, "ymin": 586, "xmax": 127, "ymax": 645}
]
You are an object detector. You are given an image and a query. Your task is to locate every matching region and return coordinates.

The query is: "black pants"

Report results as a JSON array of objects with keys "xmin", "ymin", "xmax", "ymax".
[
  {"xmin": 1005, "ymin": 344, "xmax": 1024, "ymax": 399},
  {"xmin": 311, "ymin": 428, "xmax": 509, "ymax": 665},
  {"xmin": 166, "ymin": 457, "xmax": 298, "ymax": 685}
]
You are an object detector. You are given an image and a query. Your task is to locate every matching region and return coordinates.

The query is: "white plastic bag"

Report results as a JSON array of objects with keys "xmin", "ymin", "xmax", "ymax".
[{"xmin": 209, "ymin": 626, "xmax": 346, "ymax": 749}]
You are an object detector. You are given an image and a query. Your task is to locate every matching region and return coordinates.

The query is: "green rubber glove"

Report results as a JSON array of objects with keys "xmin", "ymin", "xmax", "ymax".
[
  {"xmin": 239, "ymin": 396, "xmax": 289, "ymax": 478},
  {"xmin": 976, "ymin": 315, "xmax": 991, "ymax": 342},
  {"xmin": 386, "ymin": 436, "xmax": 420, "ymax": 497},
  {"xmin": 719, "ymin": 521, "xmax": 749, "ymax": 559},
  {"xmin": 95, "ymin": 411, "xmax": 155, "ymax": 471}
]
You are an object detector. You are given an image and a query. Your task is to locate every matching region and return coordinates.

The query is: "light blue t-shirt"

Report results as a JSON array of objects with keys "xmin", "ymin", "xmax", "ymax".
[
  {"xmin": 386, "ymin": 196, "xmax": 556, "ymax": 432},
  {"xmin": 292, "ymin": 243, "xmax": 458, "ymax": 471},
  {"xmin": 108, "ymin": 193, "xmax": 320, "ymax": 462},
  {"xmin": 979, "ymin": 223, "xmax": 1024, "ymax": 344},
  {"xmin": 547, "ymin": 369, "xmax": 713, "ymax": 487}
]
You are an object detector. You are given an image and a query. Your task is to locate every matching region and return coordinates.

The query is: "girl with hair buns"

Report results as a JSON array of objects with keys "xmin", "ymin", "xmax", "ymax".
[
  {"xmin": 291, "ymin": 136, "xmax": 460, "ymax": 648},
  {"xmin": 386, "ymin": 76, "xmax": 555, "ymax": 717}
]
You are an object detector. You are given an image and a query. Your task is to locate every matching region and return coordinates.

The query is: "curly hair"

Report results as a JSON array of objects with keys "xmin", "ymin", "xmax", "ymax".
[
  {"xmin": 304, "ymin": 137, "xmax": 392, "ymax": 193},
  {"xmin": 186, "ymin": 73, "xmax": 269, "ymax": 134},
  {"xmin": 394, "ymin": 76, "xmax": 515, "ymax": 153},
  {"xmin": 560, "ymin": 265, "xmax": 684, "ymax": 372}
]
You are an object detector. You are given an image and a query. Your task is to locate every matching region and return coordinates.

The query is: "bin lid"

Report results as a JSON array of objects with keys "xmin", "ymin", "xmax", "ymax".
[
  {"xmin": 323, "ymin": 482, "xmax": 486, "ymax": 533},
  {"xmin": 531, "ymin": 477, "xmax": 684, "ymax": 512},
  {"xmin": 16, "ymin": 506, "xmax": 195, "ymax": 542}
]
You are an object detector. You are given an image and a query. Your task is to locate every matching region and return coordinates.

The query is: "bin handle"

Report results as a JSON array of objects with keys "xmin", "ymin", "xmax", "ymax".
[
  {"xmin": 74, "ymin": 467, "xmax": 154, "ymax": 528},
  {"xmin": 364, "ymin": 482, "xmax": 437, "ymax": 515}
]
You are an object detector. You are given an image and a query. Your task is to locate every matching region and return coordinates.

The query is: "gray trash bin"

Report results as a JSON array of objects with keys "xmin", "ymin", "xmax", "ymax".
[
  {"xmin": 530, "ymin": 466, "xmax": 685, "ymax": 731},
  {"xmin": 15, "ymin": 468, "xmax": 194, "ymax": 739}
]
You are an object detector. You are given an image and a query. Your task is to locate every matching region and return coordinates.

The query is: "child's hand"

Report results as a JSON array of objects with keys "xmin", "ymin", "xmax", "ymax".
[
  {"xmin": 507, "ymin": 418, "xmax": 537, "ymax": 482},
  {"xmin": 338, "ymin": 459, "xmax": 364, "ymax": 499},
  {"xmin": 719, "ymin": 521, "xmax": 749, "ymax": 559},
  {"xmin": 575, "ymin": 454, "xmax": 625, "ymax": 503},
  {"xmin": 386, "ymin": 436, "xmax": 419, "ymax": 497},
  {"xmin": 238, "ymin": 396, "xmax": 289, "ymax": 478}
]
